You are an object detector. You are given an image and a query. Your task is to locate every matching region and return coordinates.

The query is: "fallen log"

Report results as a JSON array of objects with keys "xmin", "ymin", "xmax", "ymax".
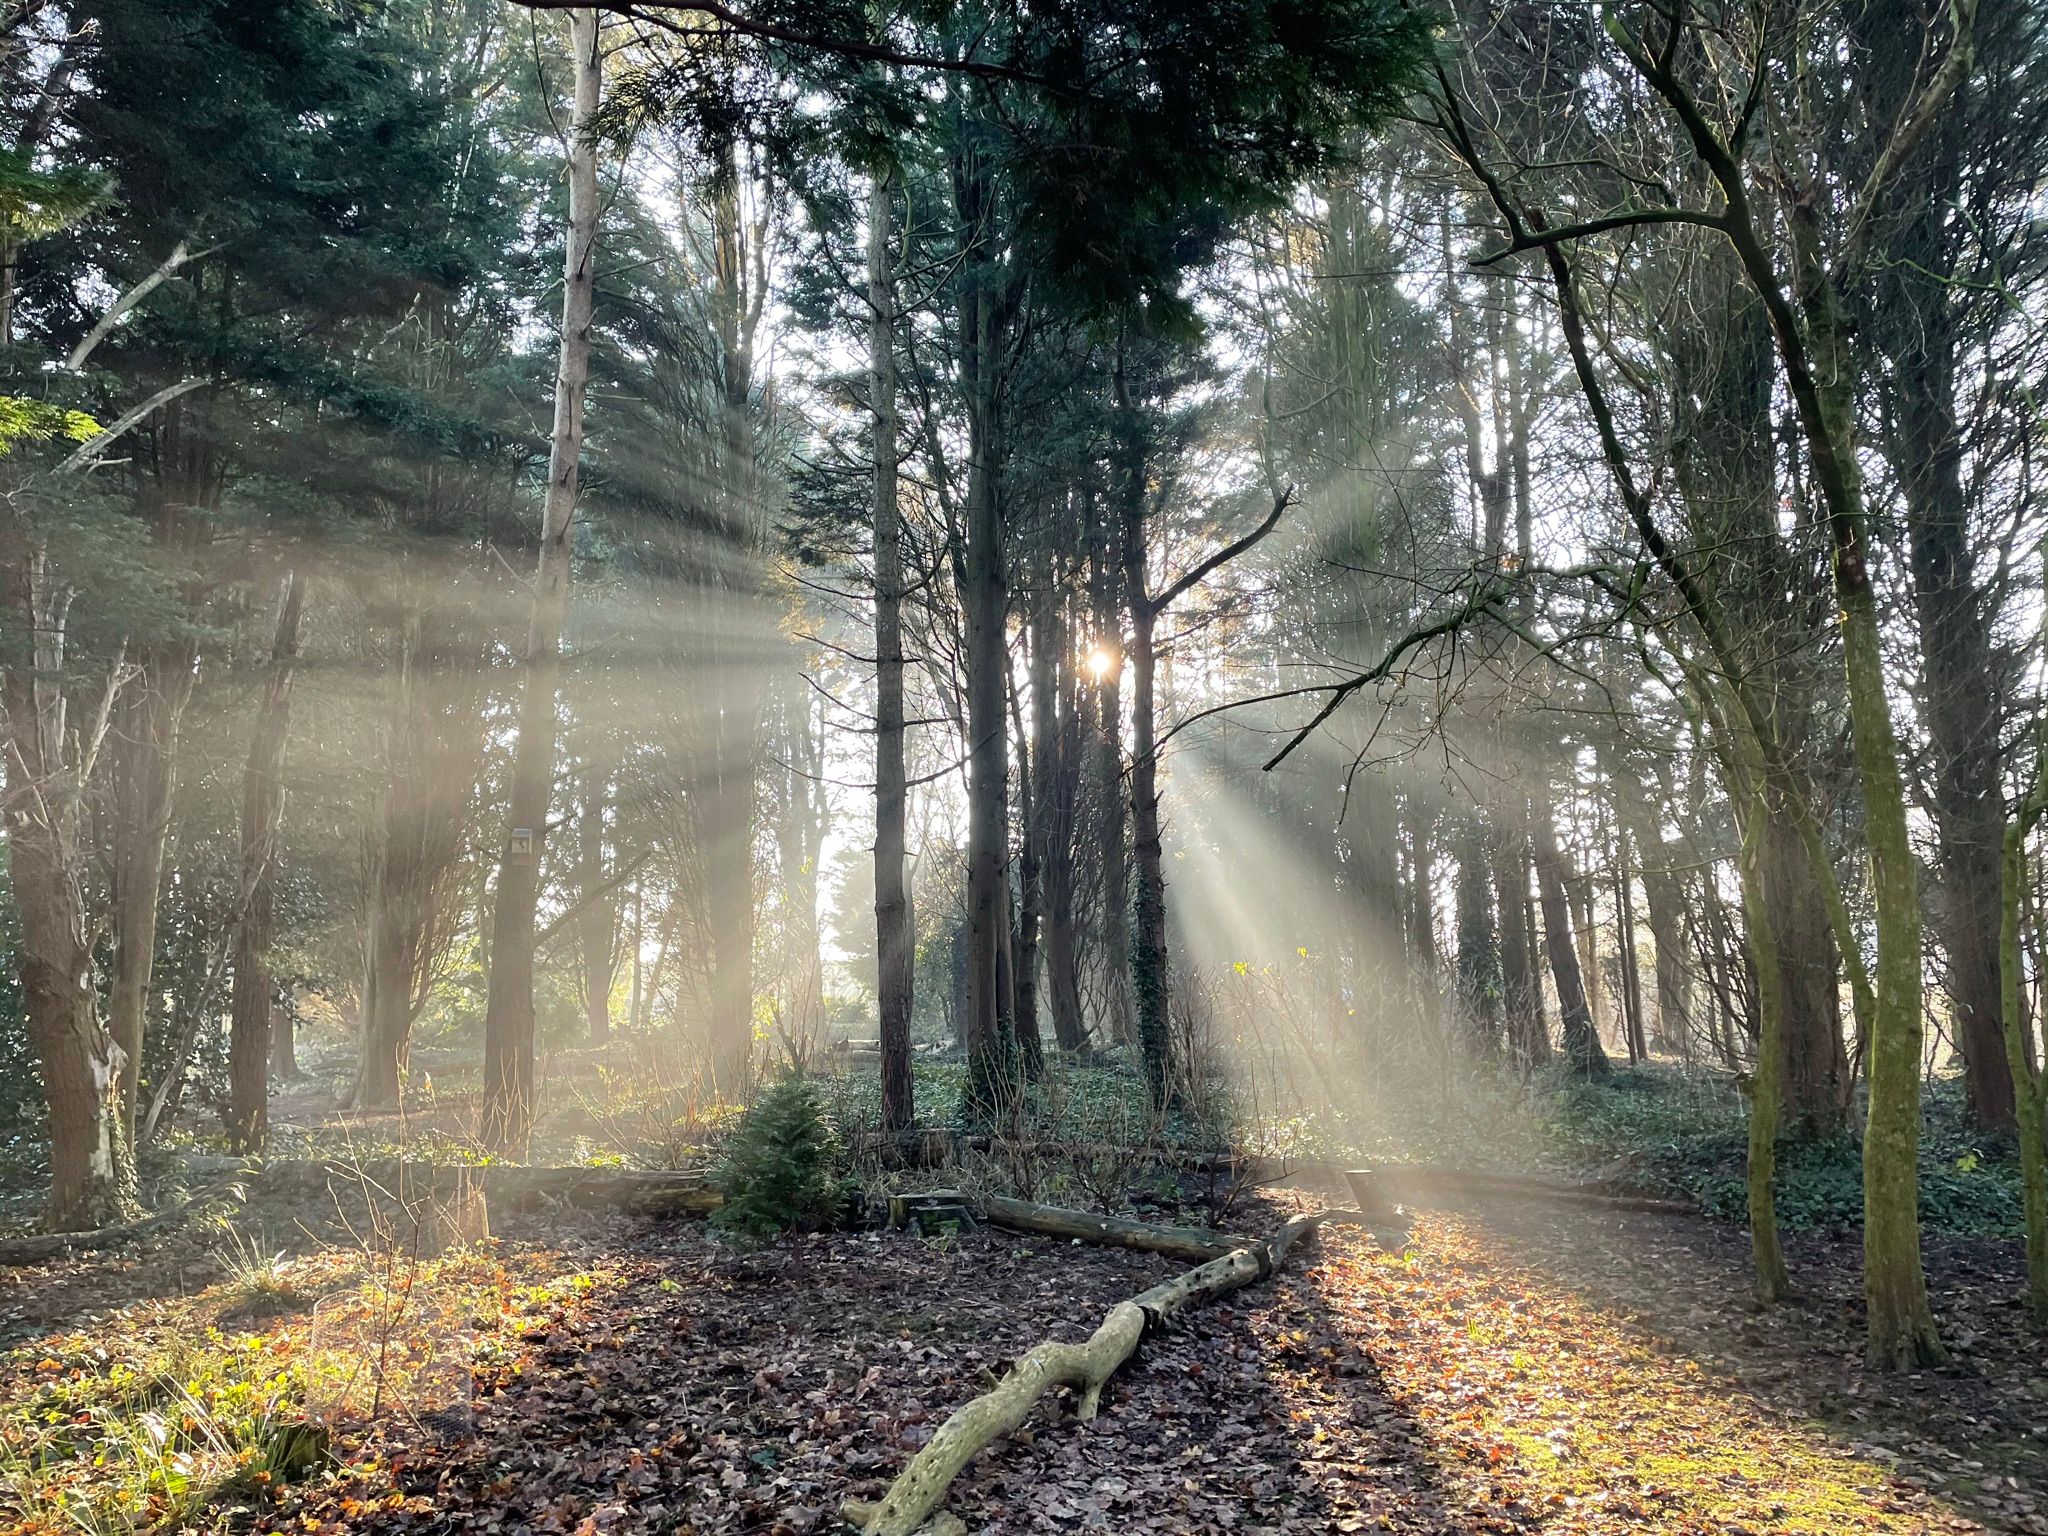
[
  {"xmin": 975, "ymin": 1193, "xmax": 1247, "ymax": 1263},
  {"xmin": 1362, "ymin": 1164, "xmax": 1698, "ymax": 1217},
  {"xmin": 0, "ymin": 1171, "xmax": 253, "ymax": 1266},
  {"xmin": 251, "ymin": 1160, "xmax": 721, "ymax": 1215},
  {"xmin": 844, "ymin": 1137, "xmax": 1698, "ymax": 1216},
  {"xmin": 841, "ymin": 1209, "xmax": 1328, "ymax": 1536},
  {"xmin": 846, "ymin": 1130, "xmax": 1268, "ymax": 1179}
]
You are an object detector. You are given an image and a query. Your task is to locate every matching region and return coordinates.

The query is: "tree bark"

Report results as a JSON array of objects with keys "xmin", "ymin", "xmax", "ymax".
[
  {"xmin": 1618, "ymin": 780, "xmax": 1693, "ymax": 1053},
  {"xmin": 349, "ymin": 612, "xmax": 483, "ymax": 1111},
  {"xmin": 106, "ymin": 640, "xmax": 196, "ymax": 1141},
  {"xmin": 1037, "ymin": 582, "xmax": 1087, "ymax": 1054},
  {"xmin": 268, "ymin": 1002, "xmax": 299, "ymax": 1081},
  {"xmin": 1532, "ymin": 797, "xmax": 1609, "ymax": 1077},
  {"xmin": 2000, "ymin": 739, "xmax": 2048, "ymax": 1318},
  {"xmin": 1895, "ymin": 322, "xmax": 2013, "ymax": 1132},
  {"xmin": 1125, "ymin": 592, "xmax": 1171, "ymax": 1106},
  {"xmin": 480, "ymin": 7, "xmax": 600, "ymax": 1154},
  {"xmin": 1489, "ymin": 793, "xmax": 1546, "ymax": 1063},
  {"xmin": 1614, "ymin": 830, "xmax": 1647, "ymax": 1064},
  {"xmin": 1452, "ymin": 812, "xmax": 1499, "ymax": 1048},
  {"xmin": 1752, "ymin": 786, "xmax": 1850, "ymax": 1133},
  {"xmin": 353, "ymin": 882, "xmax": 416, "ymax": 1110},
  {"xmin": 2, "ymin": 535, "xmax": 136, "ymax": 1229},
  {"xmin": 702, "ymin": 135, "xmax": 767, "ymax": 1100},
  {"xmin": 868, "ymin": 167, "xmax": 915, "ymax": 1132},
  {"xmin": 227, "ymin": 571, "xmax": 305, "ymax": 1154},
  {"xmin": 1858, "ymin": 0, "xmax": 2013, "ymax": 1138},
  {"xmin": 960, "ymin": 263, "xmax": 1013, "ymax": 1116},
  {"xmin": 1010, "ymin": 639, "xmax": 1045, "ymax": 1077},
  {"xmin": 577, "ymin": 754, "xmax": 613, "ymax": 1044},
  {"xmin": 1087, "ymin": 550, "xmax": 1134, "ymax": 1045},
  {"xmin": 1734, "ymin": 778, "xmax": 1790, "ymax": 1301}
]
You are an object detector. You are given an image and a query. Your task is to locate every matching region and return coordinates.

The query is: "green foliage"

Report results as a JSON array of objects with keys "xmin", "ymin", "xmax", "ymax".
[
  {"xmin": 1, "ymin": 1327, "xmax": 313, "ymax": 1533},
  {"xmin": 1544, "ymin": 1070, "xmax": 2025, "ymax": 1237},
  {"xmin": 816, "ymin": 1051, "xmax": 1239, "ymax": 1149},
  {"xmin": 711, "ymin": 1075, "xmax": 843, "ymax": 1241},
  {"xmin": 0, "ymin": 149, "xmax": 110, "ymax": 243},
  {"xmin": 1001, "ymin": 0, "xmax": 1439, "ymax": 332},
  {"xmin": 0, "ymin": 396, "xmax": 98, "ymax": 455}
]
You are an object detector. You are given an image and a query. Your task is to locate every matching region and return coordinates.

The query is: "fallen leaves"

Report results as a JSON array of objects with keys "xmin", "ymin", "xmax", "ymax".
[{"xmin": 8, "ymin": 1188, "xmax": 2045, "ymax": 1536}]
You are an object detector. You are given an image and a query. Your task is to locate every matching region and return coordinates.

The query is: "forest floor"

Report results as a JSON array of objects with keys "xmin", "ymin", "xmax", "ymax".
[{"xmin": 5, "ymin": 1184, "xmax": 2046, "ymax": 1535}]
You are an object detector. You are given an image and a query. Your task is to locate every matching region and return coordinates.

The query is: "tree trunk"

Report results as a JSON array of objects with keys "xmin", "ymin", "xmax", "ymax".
[
  {"xmin": 700, "ymin": 133, "xmax": 768, "ymax": 1099},
  {"xmin": 628, "ymin": 882, "xmax": 644, "ymax": 1033},
  {"xmin": 1731, "ymin": 778, "xmax": 1790, "ymax": 1301},
  {"xmin": 1038, "ymin": 586, "xmax": 1087, "ymax": 1054},
  {"xmin": 352, "ymin": 886, "xmax": 415, "ymax": 1110},
  {"xmin": 1752, "ymin": 786, "xmax": 1850, "ymax": 1134},
  {"xmin": 346, "ymin": 619, "xmax": 481, "ymax": 1112},
  {"xmin": 227, "ymin": 571, "xmax": 305, "ymax": 1154},
  {"xmin": 1897, "ymin": 336, "xmax": 2013, "ymax": 1132},
  {"xmin": 1126, "ymin": 595, "xmax": 1171, "ymax": 1106},
  {"xmin": 1489, "ymin": 794, "xmax": 1546, "ymax": 1063},
  {"xmin": 268, "ymin": 1002, "xmax": 298, "ymax": 1081},
  {"xmin": 1619, "ymin": 785, "xmax": 1693, "ymax": 1053},
  {"xmin": 961, "ymin": 271, "xmax": 1013, "ymax": 1115},
  {"xmin": 1011, "ymin": 644, "xmax": 1045, "ymax": 1077},
  {"xmin": 772, "ymin": 678, "xmax": 826, "ymax": 1050},
  {"xmin": 1406, "ymin": 797, "xmax": 1438, "ymax": 975},
  {"xmin": 1574, "ymin": 843, "xmax": 1603, "ymax": 1036},
  {"xmin": 1614, "ymin": 833, "xmax": 1647, "ymax": 1064},
  {"xmin": 1532, "ymin": 799, "xmax": 1609, "ymax": 1077},
  {"xmin": 106, "ymin": 642, "xmax": 196, "ymax": 1140},
  {"xmin": 577, "ymin": 757, "xmax": 612, "ymax": 1044},
  {"xmin": 868, "ymin": 168, "xmax": 915, "ymax": 1131},
  {"xmin": 2000, "ymin": 757, "xmax": 2048, "ymax": 1318},
  {"xmin": 2, "ymin": 537, "xmax": 136, "ymax": 1230},
  {"xmin": 480, "ymin": 7, "xmax": 600, "ymax": 1155},
  {"xmin": 1776, "ymin": 224, "xmax": 1943, "ymax": 1363},
  {"xmin": 1452, "ymin": 812, "xmax": 1499, "ymax": 1049},
  {"xmin": 1086, "ymin": 527, "xmax": 1135, "ymax": 1045},
  {"xmin": 704, "ymin": 707, "xmax": 759, "ymax": 1096}
]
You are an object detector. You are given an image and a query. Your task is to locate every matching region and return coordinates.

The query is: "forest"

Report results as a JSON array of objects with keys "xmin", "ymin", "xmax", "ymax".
[{"xmin": 0, "ymin": 0, "xmax": 2044, "ymax": 1532}]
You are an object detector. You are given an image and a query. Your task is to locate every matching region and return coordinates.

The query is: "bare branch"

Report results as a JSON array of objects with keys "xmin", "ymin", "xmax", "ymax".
[
  {"xmin": 505, "ymin": 0, "xmax": 1066, "ymax": 91},
  {"xmin": 55, "ymin": 377, "xmax": 206, "ymax": 474},
  {"xmin": 1470, "ymin": 207, "xmax": 1727, "ymax": 267},
  {"xmin": 64, "ymin": 239, "xmax": 216, "ymax": 370},
  {"xmin": 1144, "ymin": 485, "xmax": 1294, "ymax": 617}
]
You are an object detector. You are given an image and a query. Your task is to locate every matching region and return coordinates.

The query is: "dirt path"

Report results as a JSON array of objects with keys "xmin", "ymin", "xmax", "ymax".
[{"xmin": 221, "ymin": 1194, "xmax": 2041, "ymax": 1536}]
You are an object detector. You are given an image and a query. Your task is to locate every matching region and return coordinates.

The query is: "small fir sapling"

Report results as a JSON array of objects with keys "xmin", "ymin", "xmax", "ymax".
[{"xmin": 712, "ymin": 1074, "xmax": 844, "ymax": 1241}]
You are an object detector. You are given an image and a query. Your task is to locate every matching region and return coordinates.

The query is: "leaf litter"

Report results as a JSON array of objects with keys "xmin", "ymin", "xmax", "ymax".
[{"xmin": 7, "ymin": 1190, "xmax": 2044, "ymax": 1534}]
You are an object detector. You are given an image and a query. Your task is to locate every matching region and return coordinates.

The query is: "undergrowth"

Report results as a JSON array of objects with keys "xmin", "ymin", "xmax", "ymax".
[
  {"xmin": 1544, "ymin": 1070, "xmax": 2023, "ymax": 1236},
  {"xmin": 0, "ymin": 1239, "xmax": 602, "ymax": 1535},
  {"xmin": 823, "ymin": 1055, "xmax": 2023, "ymax": 1236}
]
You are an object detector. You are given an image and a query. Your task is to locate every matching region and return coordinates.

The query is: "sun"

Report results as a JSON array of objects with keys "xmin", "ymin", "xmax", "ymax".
[{"xmin": 1085, "ymin": 645, "xmax": 1119, "ymax": 681}]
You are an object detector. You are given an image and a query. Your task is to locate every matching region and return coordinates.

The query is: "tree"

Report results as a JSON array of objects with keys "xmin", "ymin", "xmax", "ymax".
[
  {"xmin": 225, "ymin": 569, "xmax": 305, "ymax": 1153},
  {"xmin": 479, "ymin": 5, "xmax": 602, "ymax": 1155},
  {"xmin": 1424, "ymin": 0, "xmax": 1973, "ymax": 1367},
  {"xmin": 868, "ymin": 163, "xmax": 914, "ymax": 1131}
]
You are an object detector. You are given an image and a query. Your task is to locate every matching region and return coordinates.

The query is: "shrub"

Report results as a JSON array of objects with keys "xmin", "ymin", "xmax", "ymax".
[{"xmin": 711, "ymin": 1075, "xmax": 842, "ymax": 1242}]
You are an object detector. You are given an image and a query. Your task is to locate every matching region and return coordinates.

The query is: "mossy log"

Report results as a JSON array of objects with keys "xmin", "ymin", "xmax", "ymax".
[
  {"xmin": 975, "ymin": 1193, "xmax": 1248, "ymax": 1263},
  {"xmin": 841, "ymin": 1212, "xmax": 1325, "ymax": 1536},
  {"xmin": 0, "ymin": 1171, "xmax": 253, "ymax": 1265}
]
